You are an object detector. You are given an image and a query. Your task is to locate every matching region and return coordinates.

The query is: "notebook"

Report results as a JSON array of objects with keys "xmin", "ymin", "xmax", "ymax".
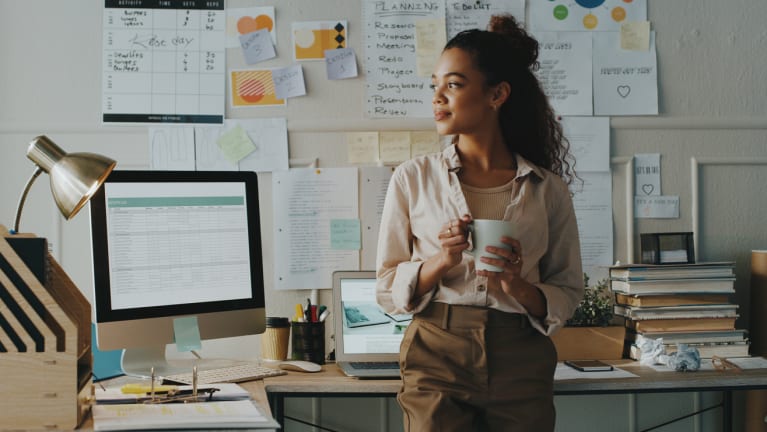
[{"xmin": 332, "ymin": 271, "xmax": 410, "ymax": 378}]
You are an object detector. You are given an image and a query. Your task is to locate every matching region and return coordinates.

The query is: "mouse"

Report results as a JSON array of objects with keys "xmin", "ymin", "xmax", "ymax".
[{"xmin": 278, "ymin": 360, "xmax": 322, "ymax": 373}]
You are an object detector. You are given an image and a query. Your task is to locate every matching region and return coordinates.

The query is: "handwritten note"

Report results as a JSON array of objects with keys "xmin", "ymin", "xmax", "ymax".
[
  {"xmin": 379, "ymin": 131, "xmax": 412, "ymax": 163},
  {"xmin": 415, "ymin": 19, "xmax": 446, "ymax": 77},
  {"xmin": 635, "ymin": 196, "xmax": 680, "ymax": 219},
  {"xmin": 330, "ymin": 219, "xmax": 361, "ymax": 250},
  {"xmin": 102, "ymin": 1, "xmax": 225, "ymax": 124},
  {"xmin": 534, "ymin": 32, "xmax": 593, "ymax": 116},
  {"xmin": 561, "ymin": 117, "xmax": 610, "ymax": 172},
  {"xmin": 621, "ymin": 21, "xmax": 651, "ymax": 51},
  {"xmin": 347, "ymin": 132, "xmax": 380, "ymax": 164},
  {"xmin": 216, "ymin": 125, "xmax": 256, "ymax": 163},
  {"xmin": 325, "ymin": 47, "xmax": 358, "ymax": 79},
  {"xmin": 410, "ymin": 130, "xmax": 441, "ymax": 157},
  {"xmin": 272, "ymin": 64, "xmax": 306, "ymax": 99},
  {"xmin": 363, "ymin": 1, "xmax": 445, "ymax": 118},
  {"xmin": 446, "ymin": 0, "xmax": 525, "ymax": 39},
  {"xmin": 239, "ymin": 28, "xmax": 276, "ymax": 64}
]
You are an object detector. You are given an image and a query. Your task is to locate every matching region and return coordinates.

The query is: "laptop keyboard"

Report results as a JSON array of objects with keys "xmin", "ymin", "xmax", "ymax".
[{"xmin": 349, "ymin": 361, "xmax": 399, "ymax": 370}]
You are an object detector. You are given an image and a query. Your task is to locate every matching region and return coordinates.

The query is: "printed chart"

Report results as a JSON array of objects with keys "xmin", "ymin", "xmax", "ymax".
[{"xmin": 102, "ymin": 0, "xmax": 226, "ymax": 124}]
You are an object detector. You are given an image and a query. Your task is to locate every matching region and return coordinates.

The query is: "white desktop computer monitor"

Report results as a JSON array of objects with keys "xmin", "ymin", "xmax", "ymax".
[{"xmin": 89, "ymin": 170, "xmax": 266, "ymax": 377}]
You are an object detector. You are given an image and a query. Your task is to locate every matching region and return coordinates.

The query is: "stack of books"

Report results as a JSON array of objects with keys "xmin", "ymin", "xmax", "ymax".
[{"xmin": 609, "ymin": 262, "xmax": 750, "ymax": 359}]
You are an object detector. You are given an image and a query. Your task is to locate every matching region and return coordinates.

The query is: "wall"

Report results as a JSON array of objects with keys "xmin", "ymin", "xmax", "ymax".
[{"xmin": 1, "ymin": 0, "xmax": 766, "ymax": 430}]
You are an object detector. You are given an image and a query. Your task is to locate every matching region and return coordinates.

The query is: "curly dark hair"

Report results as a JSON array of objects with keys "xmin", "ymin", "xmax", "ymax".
[{"xmin": 444, "ymin": 15, "xmax": 577, "ymax": 185}]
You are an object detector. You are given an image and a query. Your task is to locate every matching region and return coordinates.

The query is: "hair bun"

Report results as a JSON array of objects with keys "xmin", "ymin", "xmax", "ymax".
[{"xmin": 488, "ymin": 14, "xmax": 539, "ymax": 69}]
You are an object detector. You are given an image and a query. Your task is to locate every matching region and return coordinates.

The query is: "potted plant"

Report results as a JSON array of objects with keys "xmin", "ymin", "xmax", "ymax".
[{"xmin": 550, "ymin": 274, "xmax": 626, "ymax": 361}]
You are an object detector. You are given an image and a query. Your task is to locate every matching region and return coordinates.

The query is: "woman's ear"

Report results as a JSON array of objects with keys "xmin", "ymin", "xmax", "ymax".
[{"xmin": 491, "ymin": 81, "xmax": 511, "ymax": 107}]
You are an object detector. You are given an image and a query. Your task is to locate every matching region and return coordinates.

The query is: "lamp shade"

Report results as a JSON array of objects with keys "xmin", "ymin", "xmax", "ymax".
[{"xmin": 27, "ymin": 135, "xmax": 116, "ymax": 220}]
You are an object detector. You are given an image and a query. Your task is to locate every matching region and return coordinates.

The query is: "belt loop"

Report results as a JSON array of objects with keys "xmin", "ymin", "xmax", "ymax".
[{"xmin": 440, "ymin": 303, "xmax": 450, "ymax": 329}]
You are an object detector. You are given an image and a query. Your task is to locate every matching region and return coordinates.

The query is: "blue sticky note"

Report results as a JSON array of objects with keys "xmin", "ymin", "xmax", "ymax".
[
  {"xmin": 330, "ymin": 219, "xmax": 361, "ymax": 250},
  {"xmin": 173, "ymin": 316, "xmax": 202, "ymax": 352},
  {"xmin": 92, "ymin": 323, "xmax": 124, "ymax": 381},
  {"xmin": 239, "ymin": 28, "xmax": 276, "ymax": 65}
]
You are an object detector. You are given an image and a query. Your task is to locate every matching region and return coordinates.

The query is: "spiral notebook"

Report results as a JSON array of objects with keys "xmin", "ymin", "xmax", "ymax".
[{"xmin": 332, "ymin": 271, "xmax": 410, "ymax": 378}]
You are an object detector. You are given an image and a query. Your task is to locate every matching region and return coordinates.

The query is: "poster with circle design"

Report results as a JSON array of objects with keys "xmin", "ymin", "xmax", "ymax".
[
  {"xmin": 530, "ymin": 0, "xmax": 646, "ymax": 31},
  {"xmin": 226, "ymin": 7, "xmax": 276, "ymax": 48},
  {"xmin": 230, "ymin": 69, "xmax": 286, "ymax": 108}
]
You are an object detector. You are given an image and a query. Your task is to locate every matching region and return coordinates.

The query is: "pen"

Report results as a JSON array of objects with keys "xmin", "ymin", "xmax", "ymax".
[
  {"xmin": 295, "ymin": 303, "xmax": 305, "ymax": 322},
  {"xmin": 319, "ymin": 309, "xmax": 330, "ymax": 322},
  {"xmin": 306, "ymin": 298, "xmax": 312, "ymax": 322},
  {"xmin": 310, "ymin": 305, "xmax": 318, "ymax": 322}
]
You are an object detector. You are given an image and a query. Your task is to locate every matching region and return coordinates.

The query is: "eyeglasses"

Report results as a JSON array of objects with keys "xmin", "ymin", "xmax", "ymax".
[{"xmin": 711, "ymin": 356, "xmax": 741, "ymax": 373}]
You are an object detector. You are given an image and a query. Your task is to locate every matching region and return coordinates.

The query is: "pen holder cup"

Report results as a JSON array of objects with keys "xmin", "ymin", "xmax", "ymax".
[{"xmin": 291, "ymin": 321, "xmax": 326, "ymax": 364}]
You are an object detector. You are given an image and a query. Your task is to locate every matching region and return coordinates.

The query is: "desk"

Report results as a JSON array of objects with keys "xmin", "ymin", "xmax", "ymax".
[{"xmin": 264, "ymin": 360, "xmax": 767, "ymax": 432}]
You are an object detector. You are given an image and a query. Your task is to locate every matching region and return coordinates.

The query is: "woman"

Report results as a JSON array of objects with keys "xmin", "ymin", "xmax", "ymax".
[{"xmin": 376, "ymin": 15, "xmax": 584, "ymax": 431}]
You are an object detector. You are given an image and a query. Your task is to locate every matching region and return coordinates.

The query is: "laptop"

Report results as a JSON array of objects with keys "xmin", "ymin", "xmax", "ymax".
[{"xmin": 332, "ymin": 271, "xmax": 410, "ymax": 378}]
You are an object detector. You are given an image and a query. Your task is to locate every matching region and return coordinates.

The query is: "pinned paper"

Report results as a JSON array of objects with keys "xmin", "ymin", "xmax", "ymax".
[
  {"xmin": 293, "ymin": 20, "xmax": 348, "ymax": 60},
  {"xmin": 325, "ymin": 47, "xmax": 358, "ymax": 79},
  {"xmin": 347, "ymin": 132, "xmax": 379, "ymax": 164},
  {"xmin": 272, "ymin": 64, "xmax": 306, "ymax": 99},
  {"xmin": 379, "ymin": 131, "xmax": 411, "ymax": 163},
  {"xmin": 635, "ymin": 196, "xmax": 680, "ymax": 219},
  {"xmin": 240, "ymin": 28, "xmax": 276, "ymax": 64},
  {"xmin": 415, "ymin": 19, "xmax": 446, "ymax": 77},
  {"xmin": 330, "ymin": 219, "xmax": 361, "ymax": 250},
  {"xmin": 621, "ymin": 21, "xmax": 651, "ymax": 51},
  {"xmin": 173, "ymin": 316, "xmax": 202, "ymax": 352},
  {"xmin": 226, "ymin": 7, "xmax": 276, "ymax": 48},
  {"xmin": 231, "ymin": 69, "xmax": 286, "ymax": 107},
  {"xmin": 410, "ymin": 131, "xmax": 441, "ymax": 157},
  {"xmin": 634, "ymin": 153, "xmax": 661, "ymax": 196},
  {"xmin": 217, "ymin": 125, "xmax": 256, "ymax": 163}
]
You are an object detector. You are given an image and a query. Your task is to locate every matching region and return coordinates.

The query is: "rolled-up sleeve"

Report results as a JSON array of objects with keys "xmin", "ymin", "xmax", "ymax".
[
  {"xmin": 376, "ymin": 168, "xmax": 436, "ymax": 314},
  {"xmin": 530, "ymin": 180, "xmax": 584, "ymax": 335}
]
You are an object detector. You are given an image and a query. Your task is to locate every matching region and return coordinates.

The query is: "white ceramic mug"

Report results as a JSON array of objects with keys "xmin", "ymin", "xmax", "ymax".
[{"xmin": 466, "ymin": 219, "xmax": 517, "ymax": 272}]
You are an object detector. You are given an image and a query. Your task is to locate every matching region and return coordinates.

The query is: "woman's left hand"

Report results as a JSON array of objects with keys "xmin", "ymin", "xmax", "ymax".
[{"xmin": 476, "ymin": 236, "xmax": 524, "ymax": 295}]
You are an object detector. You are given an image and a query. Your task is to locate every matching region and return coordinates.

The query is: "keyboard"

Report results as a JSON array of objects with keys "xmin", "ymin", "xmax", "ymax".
[{"xmin": 163, "ymin": 363, "xmax": 287, "ymax": 385}]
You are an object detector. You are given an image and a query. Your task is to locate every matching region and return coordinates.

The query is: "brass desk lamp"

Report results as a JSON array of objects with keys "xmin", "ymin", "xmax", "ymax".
[{"xmin": 1, "ymin": 135, "xmax": 115, "ymax": 429}]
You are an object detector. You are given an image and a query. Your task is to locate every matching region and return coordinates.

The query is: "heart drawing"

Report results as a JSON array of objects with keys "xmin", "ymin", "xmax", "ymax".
[
  {"xmin": 641, "ymin": 184, "xmax": 654, "ymax": 195},
  {"xmin": 617, "ymin": 85, "xmax": 631, "ymax": 98}
]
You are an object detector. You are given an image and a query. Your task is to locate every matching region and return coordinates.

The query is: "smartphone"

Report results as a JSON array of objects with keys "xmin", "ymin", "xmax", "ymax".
[{"xmin": 564, "ymin": 360, "xmax": 614, "ymax": 372}]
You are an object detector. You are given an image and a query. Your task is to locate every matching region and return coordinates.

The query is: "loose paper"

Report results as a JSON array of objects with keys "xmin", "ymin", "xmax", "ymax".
[
  {"xmin": 325, "ymin": 47, "xmax": 358, "ymax": 79},
  {"xmin": 410, "ymin": 130, "xmax": 441, "ymax": 157},
  {"xmin": 593, "ymin": 31, "xmax": 658, "ymax": 116},
  {"xmin": 149, "ymin": 127, "xmax": 196, "ymax": 170},
  {"xmin": 226, "ymin": 7, "xmax": 276, "ymax": 48},
  {"xmin": 273, "ymin": 168, "xmax": 359, "ymax": 289},
  {"xmin": 446, "ymin": 0, "xmax": 525, "ymax": 39},
  {"xmin": 347, "ymin": 132, "xmax": 380, "ymax": 164},
  {"xmin": 415, "ymin": 19, "xmax": 446, "ymax": 77},
  {"xmin": 272, "ymin": 64, "xmax": 306, "ymax": 99},
  {"xmin": 239, "ymin": 28, "xmax": 276, "ymax": 64},
  {"xmin": 571, "ymin": 171, "xmax": 613, "ymax": 281},
  {"xmin": 293, "ymin": 20, "xmax": 348, "ymax": 60},
  {"xmin": 634, "ymin": 153, "xmax": 661, "ymax": 196},
  {"xmin": 360, "ymin": 166, "xmax": 394, "ymax": 269},
  {"xmin": 621, "ymin": 21, "xmax": 651, "ymax": 51},
  {"xmin": 534, "ymin": 32, "xmax": 593, "ymax": 116},
  {"xmin": 195, "ymin": 118, "xmax": 289, "ymax": 172},
  {"xmin": 230, "ymin": 68, "xmax": 286, "ymax": 107},
  {"xmin": 561, "ymin": 117, "xmax": 610, "ymax": 172},
  {"xmin": 530, "ymin": 0, "xmax": 647, "ymax": 32},
  {"xmin": 635, "ymin": 196, "xmax": 680, "ymax": 219},
  {"xmin": 379, "ymin": 131, "xmax": 412, "ymax": 163},
  {"xmin": 217, "ymin": 125, "xmax": 256, "ymax": 163}
]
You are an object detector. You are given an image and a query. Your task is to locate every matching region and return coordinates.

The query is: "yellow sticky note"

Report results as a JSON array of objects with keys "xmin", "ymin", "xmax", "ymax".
[
  {"xmin": 347, "ymin": 132, "xmax": 379, "ymax": 164},
  {"xmin": 415, "ymin": 19, "xmax": 446, "ymax": 77},
  {"xmin": 621, "ymin": 21, "xmax": 650, "ymax": 51},
  {"xmin": 217, "ymin": 125, "xmax": 256, "ymax": 163},
  {"xmin": 380, "ymin": 131, "xmax": 411, "ymax": 163},
  {"xmin": 410, "ymin": 131, "xmax": 441, "ymax": 157}
]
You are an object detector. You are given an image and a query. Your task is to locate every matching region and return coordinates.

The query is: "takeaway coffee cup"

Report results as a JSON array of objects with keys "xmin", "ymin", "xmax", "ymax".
[{"xmin": 467, "ymin": 219, "xmax": 517, "ymax": 272}]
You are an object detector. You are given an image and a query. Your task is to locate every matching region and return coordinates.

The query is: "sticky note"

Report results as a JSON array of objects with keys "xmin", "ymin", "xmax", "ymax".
[
  {"xmin": 347, "ymin": 132, "xmax": 379, "ymax": 164},
  {"xmin": 415, "ymin": 19, "xmax": 446, "ymax": 77},
  {"xmin": 240, "ymin": 28, "xmax": 276, "ymax": 64},
  {"xmin": 217, "ymin": 125, "xmax": 256, "ymax": 163},
  {"xmin": 379, "ymin": 131, "xmax": 411, "ymax": 163},
  {"xmin": 621, "ymin": 21, "xmax": 651, "ymax": 51},
  {"xmin": 410, "ymin": 131, "xmax": 440, "ymax": 157},
  {"xmin": 272, "ymin": 64, "xmax": 306, "ymax": 99},
  {"xmin": 325, "ymin": 47, "xmax": 358, "ymax": 79},
  {"xmin": 330, "ymin": 219, "xmax": 361, "ymax": 250},
  {"xmin": 173, "ymin": 316, "xmax": 202, "ymax": 352}
]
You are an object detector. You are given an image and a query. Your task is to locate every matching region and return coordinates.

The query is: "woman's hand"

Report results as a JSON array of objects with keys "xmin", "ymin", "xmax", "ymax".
[
  {"xmin": 476, "ymin": 236, "xmax": 524, "ymax": 294},
  {"xmin": 437, "ymin": 214, "xmax": 472, "ymax": 271}
]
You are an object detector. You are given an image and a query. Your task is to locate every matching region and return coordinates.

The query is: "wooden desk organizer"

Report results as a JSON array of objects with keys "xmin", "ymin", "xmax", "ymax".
[{"xmin": 0, "ymin": 226, "xmax": 92, "ymax": 429}]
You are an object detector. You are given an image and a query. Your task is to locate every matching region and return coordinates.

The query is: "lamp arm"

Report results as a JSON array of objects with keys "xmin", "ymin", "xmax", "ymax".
[{"xmin": 13, "ymin": 167, "xmax": 44, "ymax": 234}]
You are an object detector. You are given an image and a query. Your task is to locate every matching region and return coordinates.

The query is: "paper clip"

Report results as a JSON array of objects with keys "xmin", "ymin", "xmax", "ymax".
[{"xmin": 711, "ymin": 356, "xmax": 741, "ymax": 373}]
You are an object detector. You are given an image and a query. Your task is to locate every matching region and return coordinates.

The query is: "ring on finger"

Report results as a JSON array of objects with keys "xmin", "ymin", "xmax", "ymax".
[{"xmin": 511, "ymin": 256, "xmax": 521, "ymax": 265}]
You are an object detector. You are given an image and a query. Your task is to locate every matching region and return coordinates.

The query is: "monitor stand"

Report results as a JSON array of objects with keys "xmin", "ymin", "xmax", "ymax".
[{"xmin": 121, "ymin": 345, "xmax": 245, "ymax": 378}]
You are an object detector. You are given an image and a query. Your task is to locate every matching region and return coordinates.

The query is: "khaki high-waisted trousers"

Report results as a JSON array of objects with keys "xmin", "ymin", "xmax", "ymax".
[{"xmin": 398, "ymin": 302, "xmax": 557, "ymax": 432}]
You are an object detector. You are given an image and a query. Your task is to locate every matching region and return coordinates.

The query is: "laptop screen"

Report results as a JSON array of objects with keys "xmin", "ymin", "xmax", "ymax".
[{"xmin": 335, "ymin": 272, "xmax": 411, "ymax": 356}]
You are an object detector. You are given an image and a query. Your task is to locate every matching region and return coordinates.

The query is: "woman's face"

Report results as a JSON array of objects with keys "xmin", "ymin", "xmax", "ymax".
[{"xmin": 431, "ymin": 47, "xmax": 499, "ymax": 137}]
